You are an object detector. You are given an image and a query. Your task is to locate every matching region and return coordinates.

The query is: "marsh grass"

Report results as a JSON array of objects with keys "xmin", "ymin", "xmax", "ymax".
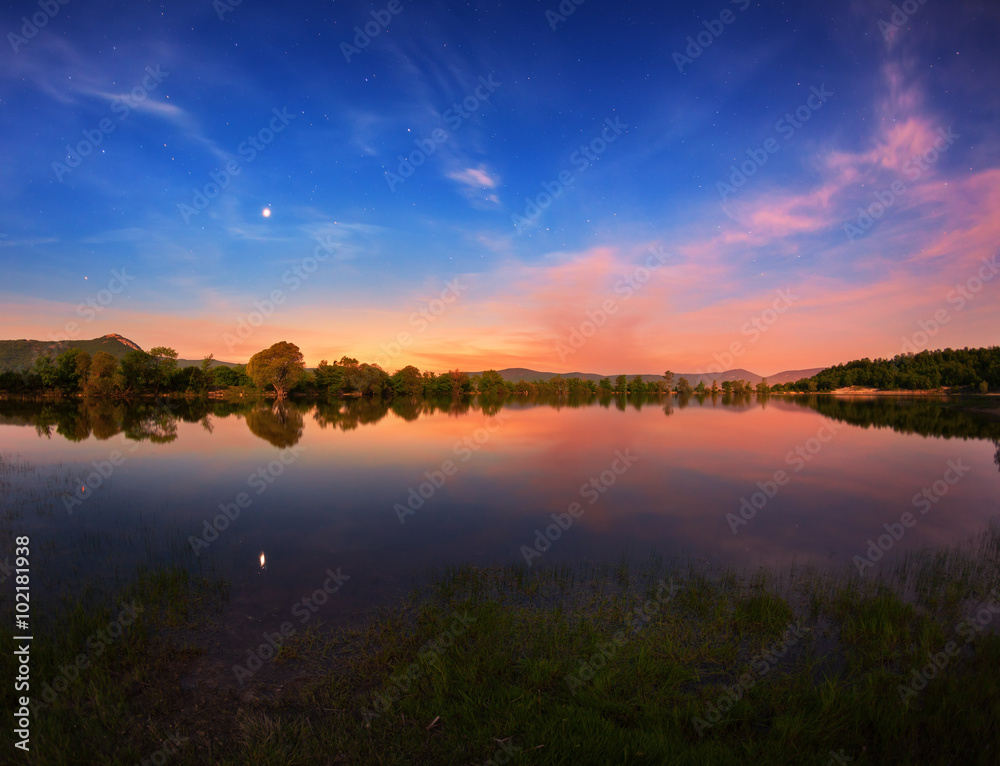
[{"xmin": 2, "ymin": 527, "xmax": 1000, "ymax": 764}]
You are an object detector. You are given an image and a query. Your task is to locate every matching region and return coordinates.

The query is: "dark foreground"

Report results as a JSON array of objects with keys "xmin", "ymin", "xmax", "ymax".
[{"xmin": 3, "ymin": 527, "xmax": 1000, "ymax": 766}]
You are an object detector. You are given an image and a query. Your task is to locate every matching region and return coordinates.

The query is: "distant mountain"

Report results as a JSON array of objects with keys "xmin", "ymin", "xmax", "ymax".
[
  {"xmin": 465, "ymin": 367, "xmax": 827, "ymax": 387},
  {"xmin": 0, "ymin": 333, "xmax": 143, "ymax": 372}
]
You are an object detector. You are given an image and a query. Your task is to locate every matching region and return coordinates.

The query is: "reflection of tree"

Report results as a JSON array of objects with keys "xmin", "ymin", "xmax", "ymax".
[
  {"xmin": 245, "ymin": 402, "xmax": 304, "ymax": 447},
  {"xmin": 994, "ymin": 440, "xmax": 999, "ymax": 473},
  {"xmin": 792, "ymin": 396, "xmax": 1000, "ymax": 441},
  {"xmin": 391, "ymin": 398, "xmax": 422, "ymax": 422},
  {"xmin": 314, "ymin": 398, "xmax": 390, "ymax": 432},
  {"xmin": 123, "ymin": 402, "xmax": 179, "ymax": 444}
]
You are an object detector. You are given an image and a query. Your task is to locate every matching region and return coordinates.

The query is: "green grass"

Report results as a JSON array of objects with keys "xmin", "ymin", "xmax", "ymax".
[{"xmin": 3, "ymin": 529, "xmax": 1000, "ymax": 765}]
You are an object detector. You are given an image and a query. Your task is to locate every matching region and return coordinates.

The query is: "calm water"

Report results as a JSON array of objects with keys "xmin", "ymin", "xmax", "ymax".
[{"xmin": 2, "ymin": 394, "xmax": 999, "ymax": 632}]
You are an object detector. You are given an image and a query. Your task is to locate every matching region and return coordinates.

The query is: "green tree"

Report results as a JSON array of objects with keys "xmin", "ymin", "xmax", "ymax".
[
  {"xmin": 52, "ymin": 348, "xmax": 91, "ymax": 393},
  {"xmin": 316, "ymin": 360, "xmax": 346, "ymax": 398},
  {"xmin": 117, "ymin": 350, "xmax": 158, "ymax": 394},
  {"xmin": 33, "ymin": 354, "xmax": 57, "ymax": 388},
  {"xmin": 352, "ymin": 363, "xmax": 391, "ymax": 397},
  {"xmin": 148, "ymin": 346, "xmax": 179, "ymax": 393},
  {"xmin": 85, "ymin": 351, "xmax": 118, "ymax": 397},
  {"xmin": 391, "ymin": 365, "xmax": 424, "ymax": 397},
  {"xmin": 630, "ymin": 375, "xmax": 646, "ymax": 394},
  {"xmin": 663, "ymin": 370, "xmax": 675, "ymax": 392},
  {"xmin": 676, "ymin": 377, "xmax": 693, "ymax": 395},
  {"xmin": 479, "ymin": 369, "xmax": 507, "ymax": 396},
  {"xmin": 756, "ymin": 378, "xmax": 771, "ymax": 395},
  {"xmin": 615, "ymin": 374, "xmax": 628, "ymax": 393},
  {"xmin": 599, "ymin": 378, "xmax": 613, "ymax": 393},
  {"xmin": 246, "ymin": 341, "xmax": 306, "ymax": 398}
]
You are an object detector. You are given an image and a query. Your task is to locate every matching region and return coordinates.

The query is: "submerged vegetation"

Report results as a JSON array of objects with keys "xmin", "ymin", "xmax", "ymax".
[{"xmin": 2, "ymin": 524, "xmax": 1000, "ymax": 764}]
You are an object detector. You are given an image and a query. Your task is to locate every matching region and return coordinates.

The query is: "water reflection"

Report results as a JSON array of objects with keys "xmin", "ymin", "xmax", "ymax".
[
  {"xmin": 1, "ymin": 392, "xmax": 998, "ymax": 632},
  {"xmin": 2, "ymin": 394, "xmax": 999, "ymax": 445},
  {"xmin": 245, "ymin": 402, "xmax": 305, "ymax": 447}
]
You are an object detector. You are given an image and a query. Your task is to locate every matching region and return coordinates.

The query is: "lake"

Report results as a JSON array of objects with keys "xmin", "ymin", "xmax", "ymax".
[{"xmin": 2, "ymin": 394, "xmax": 999, "ymax": 638}]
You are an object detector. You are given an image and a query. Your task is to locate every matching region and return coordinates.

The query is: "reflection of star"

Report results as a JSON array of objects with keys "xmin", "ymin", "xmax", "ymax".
[{"xmin": 262, "ymin": 208, "xmax": 272, "ymax": 218}]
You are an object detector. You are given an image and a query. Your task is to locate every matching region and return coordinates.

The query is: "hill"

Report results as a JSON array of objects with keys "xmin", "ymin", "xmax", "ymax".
[
  {"xmin": 0, "ymin": 334, "xmax": 143, "ymax": 372},
  {"xmin": 465, "ymin": 367, "xmax": 826, "ymax": 387}
]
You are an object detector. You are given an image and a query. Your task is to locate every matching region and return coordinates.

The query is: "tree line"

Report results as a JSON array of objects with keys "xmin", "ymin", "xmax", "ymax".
[
  {"xmin": 772, "ymin": 347, "xmax": 1000, "ymax": 393},
  {"xmin": 2, "ymin": 341, "xmax": 996, "ymax": 399}
]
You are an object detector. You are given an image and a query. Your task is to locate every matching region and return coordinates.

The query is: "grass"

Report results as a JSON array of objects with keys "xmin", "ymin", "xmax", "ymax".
[{"xmin": 3, "ymin": 529, "xmax": 1000, "ymax": 764}]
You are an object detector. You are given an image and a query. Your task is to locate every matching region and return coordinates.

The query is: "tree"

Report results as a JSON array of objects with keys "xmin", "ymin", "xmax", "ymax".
[
  {"xmin": 599, "ymin": 378, "xmax": 613, "ymax": 393},
  {"xmin": 149, "ymin": 346, "xmax": 179, "ymax": 393},
  {"xmin": 479, "ymin": 369, "xmax": 507, "ymax": 396},
  {"xmin": 676, "ymin": 377, "xmax": 693, "ymax": 395},
  {"xmin": 33, "ymin": 355, "xmax": 58, "ymax": 388},
  {"xmin": 352, "ymin": 363, "xmax": 391, "ymax": 397},
  {"xmin": 615, "ymin": 374, "xmax": 628, "ymax": 393},
  {"xmin": 85, "ymin": 351, "xmax": 118, "ymax": 397},
  {"xmin": 117, "ymin": 350, "xmax": 158, "ymax": 394},
  {"xmin": 391, "ymin": 365, "xmax": 424, "ymax": 397},
  {"xmin": 51, "ymin": 348, "xmax": 91, "ymax": 393},
  {"xmin": 756, "ymin": 378, "xmax": 771, "ymax": 395},
  {"xmin": 630, "ymin": 375, "xmax": 646, "ymax": 394},
  {"xmin": 246, "ymin": 341, "xmax": 306, "ymax": 398},
  {"xmin": 663, "ymin": 370, "xmax": 674, "ymax": 392},
  {"xmin": 316, "ymin": 360, "xmax": 346, "ymax": 398}
]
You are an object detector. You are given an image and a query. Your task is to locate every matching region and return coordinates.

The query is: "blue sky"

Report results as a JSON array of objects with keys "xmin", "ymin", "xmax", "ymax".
[{"xmin": 2, "ymin": 0, "xmax": 998, "ymax": 374}]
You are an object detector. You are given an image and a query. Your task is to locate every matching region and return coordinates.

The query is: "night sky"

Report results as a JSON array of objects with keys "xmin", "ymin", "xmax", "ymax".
[{"xmin": 2, "ymin": 0, "xmax": 998, "ymax": 375}]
